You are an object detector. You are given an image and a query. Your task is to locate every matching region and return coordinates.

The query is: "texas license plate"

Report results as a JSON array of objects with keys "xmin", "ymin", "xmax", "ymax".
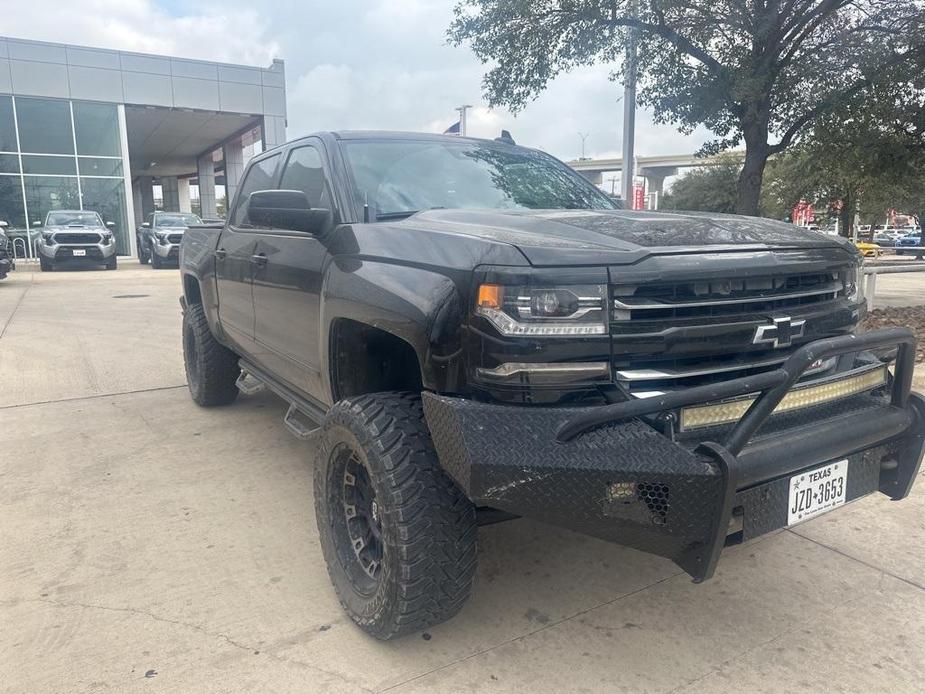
[
  {"xmin": 788, "ymin": 460, "xmax": 848, "ymax": 526},
  {"xmin": 72, "ymin": 249, "xmax": 86, "ymax": 256}
]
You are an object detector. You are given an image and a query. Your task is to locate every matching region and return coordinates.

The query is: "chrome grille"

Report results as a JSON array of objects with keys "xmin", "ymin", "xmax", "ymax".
[
  {"xmin": 611, "ymin": 269, "xmax": 851, "ymax": 397},
  {"xmin": 612, "ymin": 271, "xmax": 844, "ymax": 322}
]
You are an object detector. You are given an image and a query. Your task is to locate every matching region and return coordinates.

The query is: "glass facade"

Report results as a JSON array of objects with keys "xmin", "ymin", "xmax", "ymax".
[{"xmin": 0, "ymin": 95, "xmax": 130, "ymax": 255}]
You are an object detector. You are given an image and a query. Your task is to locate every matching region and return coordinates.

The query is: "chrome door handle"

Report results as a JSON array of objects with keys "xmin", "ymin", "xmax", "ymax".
[
  {"xmin": 214, "ymin": 248, "xmax": 227, "ymax": 259},
  {"xmin": 251, "ymin": 253, "xmax": 267, "ymax": 266}
]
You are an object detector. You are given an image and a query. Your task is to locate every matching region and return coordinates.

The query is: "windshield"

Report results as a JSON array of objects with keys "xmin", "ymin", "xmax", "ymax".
[
  {"xmin": 46, "ymin": 211, "xmax": 104, "ymax": 227},
  {"xmin": 341, "ymin": 139, "xmax": 617, "ymax": 219},
  {"xmin": 155, "ymin": 213, "xmax": 202, "ymax": 228}
]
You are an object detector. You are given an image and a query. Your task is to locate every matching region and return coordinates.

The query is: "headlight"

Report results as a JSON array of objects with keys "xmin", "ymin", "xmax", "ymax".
[
  {"xmin": 100, "ymin": 233, "xmax": 113, "ymax": 245},
  {"xmin": 42, "ymin": 233, "xmax": 56, "ymax": 245},
  {"xmin": 476, "ymin": 282, "xmax": 607, "ymax": 336},
  {"xmin": 844, "ymin": 263, "xmax": 860, "ymax": 302}
]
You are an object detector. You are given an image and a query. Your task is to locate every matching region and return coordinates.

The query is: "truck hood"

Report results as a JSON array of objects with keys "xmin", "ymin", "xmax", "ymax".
[
  {"xmin": 45, "ymin": 225, "xmax": 107, "ymax": 234},
  {"xmin": 406, "ymin": 209, "xmax": 857, "ymax": 266}
]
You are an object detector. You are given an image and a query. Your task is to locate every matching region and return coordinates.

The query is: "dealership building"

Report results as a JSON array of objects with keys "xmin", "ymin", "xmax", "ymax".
[{"xmin": 0, "ymin": 36, "xmax": 287, "ymax": 256}]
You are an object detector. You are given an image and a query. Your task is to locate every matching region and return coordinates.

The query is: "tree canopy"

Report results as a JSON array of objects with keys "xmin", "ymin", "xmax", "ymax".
[{"xmin": 449, "ymin": 0, "xmax": 925, "ymax": 216}]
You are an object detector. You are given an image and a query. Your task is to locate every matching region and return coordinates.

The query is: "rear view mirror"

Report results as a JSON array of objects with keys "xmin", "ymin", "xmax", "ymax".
[
  {"xmin": 0, "ymin": 220, "xmax": 7, "ymax": 228},
  {"xmin": 247, "ymin": 189, "xmax": 331, "ymax": 234},
  {"xmin": 106, "ymin": 221, "xmax": 115, "ymax": 228},
  {"xmin": 142, "ymin": 222, "xmax": 150, "ymax": 228},
  {"xmin": 32, "ymin": 221, "xmax": 41, "ymax": 227}
]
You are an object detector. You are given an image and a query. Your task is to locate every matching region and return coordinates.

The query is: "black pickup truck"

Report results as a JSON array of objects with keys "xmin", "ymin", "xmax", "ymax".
[{"xmin": 179, "ymin": 131, "xmax": 925, "ymax": 640}]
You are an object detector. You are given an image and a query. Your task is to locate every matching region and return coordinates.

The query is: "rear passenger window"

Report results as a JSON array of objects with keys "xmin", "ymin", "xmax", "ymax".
[
  {"xmin": 280, "ymin": 146, "xmax": 329, "ymax": 209},
  {"xmin": 231, "ymin": 153, "xmax": 281, "ymax": 227}
]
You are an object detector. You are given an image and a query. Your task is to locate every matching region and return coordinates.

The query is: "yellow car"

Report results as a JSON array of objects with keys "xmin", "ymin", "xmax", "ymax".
[{"xmin": 855, "ymin": 241, "xmax": 882, "ymax": 258}]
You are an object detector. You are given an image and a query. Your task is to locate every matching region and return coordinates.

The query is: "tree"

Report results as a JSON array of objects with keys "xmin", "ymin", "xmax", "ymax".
[
  {"xmin": 449, "ymin": 0, "xmax": 925, "ymax": 216},
  {"xmin": 660, "ymin": 157, "xmax": 741, "ymax": 213}
]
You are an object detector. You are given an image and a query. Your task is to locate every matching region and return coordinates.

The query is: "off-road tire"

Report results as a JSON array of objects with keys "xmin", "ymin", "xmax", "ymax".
[
  {"xmin": 39, "ymin": 257, "xmax": 52, "ymax": 272},
  {"xmin": 182, "ymin": 302, "xmax": 239, "ymax": 406},
  {"xmin": 105, "ymin": 257, "xmax": 117, "ymax": 270},
  {"xmin": 138, "ymin": 238, "xmax": 150, "ymax": 264},
  {"xmin": 151, "ymin": 252, "xmax": 163, "ymax": 269},
  {"xmin": 315, "ymin": 392, "xmax": 477, "ymax": 640}
]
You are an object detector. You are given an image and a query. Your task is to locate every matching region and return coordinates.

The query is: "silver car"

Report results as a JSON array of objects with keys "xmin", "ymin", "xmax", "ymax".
[
  {"xmin": 36, "ymin": 210, "xmax": 117, "ymax": 271},
  {"xmin": 137, "ymin": 211, "xmax": 202, "ymax": 269}
]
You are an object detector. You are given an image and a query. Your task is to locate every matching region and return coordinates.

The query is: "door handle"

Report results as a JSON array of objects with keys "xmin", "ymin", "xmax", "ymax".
[
  {"xmin": 251, "ymin": 253, "xmax": 268, "ymax": 266},
  {"xmin": 214, "ymin": 248, "xmax": 227, "ymax": 259}
]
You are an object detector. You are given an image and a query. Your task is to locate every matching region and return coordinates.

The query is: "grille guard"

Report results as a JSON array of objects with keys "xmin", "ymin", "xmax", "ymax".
[{"xmin": 557, "ymin": 327, "xmax": 916, "ymax": 453}]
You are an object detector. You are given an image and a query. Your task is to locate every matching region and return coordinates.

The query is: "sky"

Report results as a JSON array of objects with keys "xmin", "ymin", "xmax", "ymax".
[{"xmin": 1, "ymin": 0, "xmax": 713, "ymax": 170}]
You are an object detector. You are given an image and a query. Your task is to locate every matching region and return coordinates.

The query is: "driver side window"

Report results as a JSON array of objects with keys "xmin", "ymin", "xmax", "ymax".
[
  {"xmin": 231, "ymin": 153, "xmax": 281, "ymax": 228},
  {"xmin": 279, "ymin": 145, "xmax": 330, "ymax": 209}
]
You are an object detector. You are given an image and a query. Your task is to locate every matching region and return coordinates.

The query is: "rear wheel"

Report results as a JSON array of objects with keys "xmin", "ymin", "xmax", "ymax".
[
  {"xmin": 315, "ymin": 392, "xmax": 477, "ymax": 640},
  {"xmin": 182, "ymin": 302, "xmax": 240, "ymax": 406}
]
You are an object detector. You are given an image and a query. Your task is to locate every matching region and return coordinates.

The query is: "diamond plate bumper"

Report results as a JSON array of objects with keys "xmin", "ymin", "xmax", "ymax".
[{"xmin": 423, "ymin": 328, "xmax": 925, "ymax": 582}]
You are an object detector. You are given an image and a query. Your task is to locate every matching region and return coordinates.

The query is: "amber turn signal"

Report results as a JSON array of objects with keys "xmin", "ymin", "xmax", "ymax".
[{"xmin": 477, "ymin": 283, "xmax": 503, "ymax": 309}]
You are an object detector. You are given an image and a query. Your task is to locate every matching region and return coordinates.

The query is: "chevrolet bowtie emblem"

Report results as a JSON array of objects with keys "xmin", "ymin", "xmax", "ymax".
[{"xmin": 753, "ymin": 316, "xmax": 806, "ymax": 349}]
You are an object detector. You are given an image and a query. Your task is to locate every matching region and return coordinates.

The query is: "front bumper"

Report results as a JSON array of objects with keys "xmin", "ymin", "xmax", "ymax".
[
  {"xmin": 39, "ymin": 242, "xmax": 116, "ymax": 261},
  {"xmin": 423, "ymin": 328, "xmax": 925, "ymax": 581},
  {"xmin": 153, "ymin": 242, "xmax": 180, "ymax": 259}
]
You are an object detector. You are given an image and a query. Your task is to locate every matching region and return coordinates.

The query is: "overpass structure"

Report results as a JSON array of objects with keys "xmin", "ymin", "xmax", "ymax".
[{"xmin": 567, "ymin": 152, "xmax": 744, "ymax": 198}]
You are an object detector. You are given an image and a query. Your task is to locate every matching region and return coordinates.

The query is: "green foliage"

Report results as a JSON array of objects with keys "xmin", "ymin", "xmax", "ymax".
[
  {"xmin": 450, "ymin": 0, "xmax": 925, "ymax": 215},
  {"xmin": 660, "ymin": 157, "xmax": 741, "ymax": 214}
]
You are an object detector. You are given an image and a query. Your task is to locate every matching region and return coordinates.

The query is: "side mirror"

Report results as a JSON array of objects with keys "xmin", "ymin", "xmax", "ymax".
[
  {"xmin": 0, "ymin": 220, "xmax": 7, "ymax": 228},
  {"xmin": 141, "ymin": 222, "xmax": 150, "ymax": 228},
  {"xmin": 247, "ymin": 189, "xmax": 331, "ymax": 234},
  {"xmin": 106, "ymin": 221, "xmax": 115, "ymax": 228},
  {"xmin": 32, "ymin": 221, "xmax": 41, "ymax": 227}
]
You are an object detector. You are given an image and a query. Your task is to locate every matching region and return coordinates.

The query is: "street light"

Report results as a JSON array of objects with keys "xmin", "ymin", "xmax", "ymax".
[{"xmin": 578, "ymin": 132, "xmax": 590, "ymax": 160}]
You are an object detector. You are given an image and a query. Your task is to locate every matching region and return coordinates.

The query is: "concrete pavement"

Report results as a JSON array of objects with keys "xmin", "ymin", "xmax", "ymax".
[{"xmin": 2, "ymin": 261, "xmax": 925, "ymax": 693}]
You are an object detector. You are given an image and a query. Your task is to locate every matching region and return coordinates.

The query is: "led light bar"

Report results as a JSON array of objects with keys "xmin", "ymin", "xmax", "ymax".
[{"xmin": 680, "ymin": 364, "xmax": 888, "ymax": 431}]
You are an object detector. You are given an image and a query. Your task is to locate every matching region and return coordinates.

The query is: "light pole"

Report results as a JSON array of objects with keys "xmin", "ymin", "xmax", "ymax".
[
  {"xmin": 456, "ymin": 104, "xmax": 473, "ymax": 136},
  {"xmin": 622, "ymin": 0, "xmax": 638, "ymax": 207},
  {"xmin": 578, "ymin": 132, "xmax": 590, "ymax": 160}
]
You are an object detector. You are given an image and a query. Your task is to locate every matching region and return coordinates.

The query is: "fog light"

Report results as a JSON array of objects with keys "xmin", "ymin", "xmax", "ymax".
[
  {"xmin": 607, "ymin": 481, "xmax": 636, "ymax": 502},
  {"xmin": 680, "ymin": 365, "xmax": 888, "ymax": 431}
]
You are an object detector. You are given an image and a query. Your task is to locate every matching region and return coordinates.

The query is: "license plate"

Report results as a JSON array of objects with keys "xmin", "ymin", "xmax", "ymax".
[
  {"xmin": 788, "ymin": 460, "xmax": 848, "ymax": 526},
  {"xmin": 72, "ymin": 249, "xmax": 86, "ymax": 256}
]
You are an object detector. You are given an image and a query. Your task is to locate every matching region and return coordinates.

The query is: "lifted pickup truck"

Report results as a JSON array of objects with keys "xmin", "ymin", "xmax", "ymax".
[{"xmin": 179, "ymin": 131, "xmax": 925, "ymax": 640}]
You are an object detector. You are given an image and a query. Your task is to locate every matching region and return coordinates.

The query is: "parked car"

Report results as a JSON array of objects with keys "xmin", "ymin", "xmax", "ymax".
[
  {"xmin": 872, "ymin": 233, "xmax": 895, "ymax": 247},
  {"xmin": 895, "ymin": 234, "xmax": 923, "ymax": 256},
  {"xmin": 137, "ymin": 211, "xmax": 203, "ymax": 268},
  {"xmin": 36, "ymin": 210, "xmax": 117, "ymax": 271},
  {"xmin": 855, "ymin": 241, "xmax": 882, "ymax": 258},
  {"xmin": 0, "ymin": 222, "xmax": 13, "ymax": 279},
  {"xmin": 180, "ymin": 130, "xmax": 924, "ymax": 640}
]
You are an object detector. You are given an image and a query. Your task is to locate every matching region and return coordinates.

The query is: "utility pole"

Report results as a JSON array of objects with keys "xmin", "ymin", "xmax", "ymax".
[
  {"xmin": 621, "ymin": 0, "xmax": 638, "ymax": 207},
  {"xmin": 456, "ymin": 104, "xmax": 473, "ymax": 136},
  {"xmin": 578, "ymin": 132, "xmax": 590, "ymax": 160}
]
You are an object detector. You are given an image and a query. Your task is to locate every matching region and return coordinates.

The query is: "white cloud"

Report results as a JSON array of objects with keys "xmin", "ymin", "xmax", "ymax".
[{"xmin": 4, "ymin": 0, "xmax": 714, "ymax": 163}]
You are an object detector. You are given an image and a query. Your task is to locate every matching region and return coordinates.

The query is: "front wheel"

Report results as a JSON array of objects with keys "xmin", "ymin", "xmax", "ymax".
[
  {"xmin": 315, "ymin": 392, "xmax": 478, "ymax": 640},
  {"xmin": 39, "ymin": 257, "xmax": 52, "ymax": 272},
  {"xmin": 182, "ymin": 302, "xmax": 240, "ymax": 406},
  {"xmin": 105, "ymin": 257, "xmax": 117, "ymax": 270},
  {"xmin": 138, "ymin": 239, "xmax": 150, "ymax": 264},
  {"xmin": 151, "ymin": 252, "xmax": 163, "ymax": 269}
]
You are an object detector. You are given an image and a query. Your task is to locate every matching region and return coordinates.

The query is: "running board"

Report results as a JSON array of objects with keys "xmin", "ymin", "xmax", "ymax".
[
  {"xmin": 238, "ymin": 359, "xmax": 327, "ymax": 440},
  {"xmin": 235, "ymin": 371, "xmax": 265, "ymax": 395}
]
